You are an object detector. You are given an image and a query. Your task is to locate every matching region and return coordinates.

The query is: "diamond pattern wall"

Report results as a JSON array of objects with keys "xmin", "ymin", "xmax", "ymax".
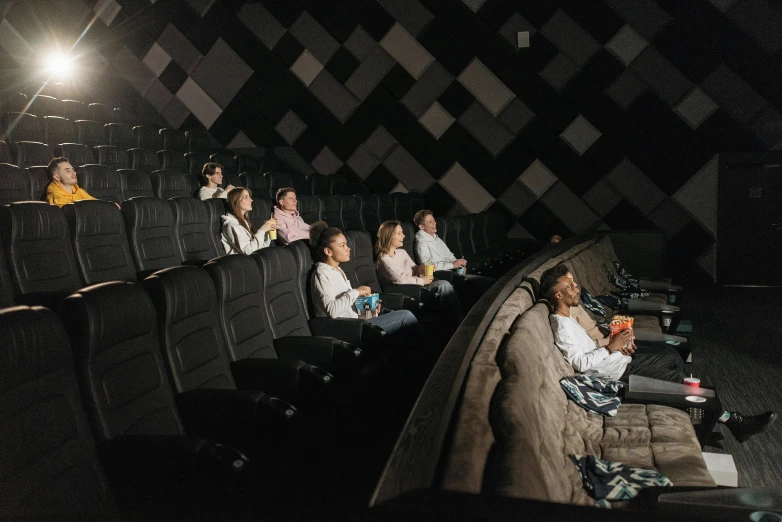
[{"xmin": 61, "ymin": 0, "xmax": 782, "ymax": 279}]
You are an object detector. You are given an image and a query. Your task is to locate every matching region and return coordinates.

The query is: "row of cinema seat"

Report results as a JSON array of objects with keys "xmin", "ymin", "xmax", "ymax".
[
  {"xmin": 1, "ymin": 218, "xmax": 444, "ymax": 516},
  {"xmin": 1, "ymin": 91, "xmax": 157, "ymax": 127},
  {"xmin": 0, "ymin": 195, "xmax": 528, "ymax": 307}
]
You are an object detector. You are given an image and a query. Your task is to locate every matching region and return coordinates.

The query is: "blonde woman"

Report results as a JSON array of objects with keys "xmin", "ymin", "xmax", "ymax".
[{"xmin": 221, "ymin": 187, "xmax": 276, "ymax": 255}]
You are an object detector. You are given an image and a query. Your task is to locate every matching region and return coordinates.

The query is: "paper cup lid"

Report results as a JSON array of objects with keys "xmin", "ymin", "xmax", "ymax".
[{"xmin": 685, "ymin": 396, "xmax": 706, "ymax": 403}]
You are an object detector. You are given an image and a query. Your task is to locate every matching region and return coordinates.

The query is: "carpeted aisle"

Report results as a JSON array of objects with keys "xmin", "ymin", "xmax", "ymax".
[{"xmin": 685, "ymin": 285, "xmax": 782, "ymax": 487}]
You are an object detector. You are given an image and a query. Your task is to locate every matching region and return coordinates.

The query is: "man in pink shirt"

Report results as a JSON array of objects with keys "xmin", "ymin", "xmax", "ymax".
[{"xmin": 273, "ymin": 187, "xmax": 312, "ymax": 244}]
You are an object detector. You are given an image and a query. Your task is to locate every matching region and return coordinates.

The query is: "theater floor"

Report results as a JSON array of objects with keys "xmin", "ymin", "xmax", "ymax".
[{"xmin": 686, "ymin": 282, "xmax": 782, "ymax": 487}]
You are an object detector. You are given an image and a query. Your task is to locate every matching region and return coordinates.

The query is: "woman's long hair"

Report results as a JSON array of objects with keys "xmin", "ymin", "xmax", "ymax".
[
  {"xmin": 374, "ymin": 220, "xmax": 400, "ymax": 268},
  {"xmin": 226, "ymin": 187, "xmax": 254, "ymax": 234},
  {"xmin": 310, "ymin": 221, "xmax": 343, "ymax": 263}
]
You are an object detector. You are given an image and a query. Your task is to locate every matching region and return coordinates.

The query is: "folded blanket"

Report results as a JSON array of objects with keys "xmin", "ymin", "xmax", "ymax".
[
  {"xmin": 570, "ymin": 454, "xmax": 672, "ymax": 508},
  {"xmin": 560, "ymin": 375, "xmax": 624, "ymax": 417},
  {"xmin": 608, "ymin": 261, "xmax": 650, "ymax": 299},
  {"xmin": 580, "ymin": 287, "xmax": 608, "ymax": 328}
]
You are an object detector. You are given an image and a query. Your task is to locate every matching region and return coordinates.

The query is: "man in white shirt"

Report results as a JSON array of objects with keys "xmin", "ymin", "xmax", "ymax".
[
  {"xmin": 198, "ymin": 163, "xmax": 234, "ymax": 200},
  {"xmin": 413, "ymin": 209, "xmax": 495, "ymax": 305}
]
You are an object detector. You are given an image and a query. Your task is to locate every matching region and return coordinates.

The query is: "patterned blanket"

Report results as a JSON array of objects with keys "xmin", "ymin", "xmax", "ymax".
[
  {"xmin": 570, "ymin": 454, "xmax": 672, "ymax": 508},
  {"xmin": 560, "ymin": 375, "xmax": 624, "ymax": 417}
]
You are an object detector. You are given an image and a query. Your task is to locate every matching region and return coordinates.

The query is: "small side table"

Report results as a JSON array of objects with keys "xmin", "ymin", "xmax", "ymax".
[{"xmin": 624, "ymin": 387, "xmax": 721, "ymax": 448}]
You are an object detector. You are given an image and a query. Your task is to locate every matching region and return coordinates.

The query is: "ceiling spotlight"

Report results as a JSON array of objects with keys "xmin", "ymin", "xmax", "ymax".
[{"xmin": 45, "ymin": 53, "xmax": 71, "ymax": 77}]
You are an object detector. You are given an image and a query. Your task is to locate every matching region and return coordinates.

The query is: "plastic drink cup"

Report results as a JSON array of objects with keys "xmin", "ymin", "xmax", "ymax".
[
  {"xmin": 683, "ymin": 376, "xmax": 700, "ymax": 388},
  {"xmin": 456, "ymin": 266, "xmax": 466, "ymax": 276},
  {"xmin": 268, "ymin": 229, "xmax": 277, "ymax": 240},
  {"xmin": 425, "ymin": 264, "xmax": 434, "ymax": 276}
]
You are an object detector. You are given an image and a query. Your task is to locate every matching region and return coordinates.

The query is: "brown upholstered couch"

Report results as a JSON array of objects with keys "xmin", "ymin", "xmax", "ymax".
[{"xmin": 440, "ymin": 237, "xmax": 715, "ymax": 507}]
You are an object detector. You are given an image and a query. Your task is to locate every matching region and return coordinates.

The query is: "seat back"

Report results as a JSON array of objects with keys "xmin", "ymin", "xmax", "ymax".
[
  {"xmin": 75, "ymin": 120, "xmax": 106, "ymax": 148},
  {"xmin": 59, "ymin": 143, "xmax": 95, "ymax": 166},
  {"xmin": 32, "ymin": 94, "xmax": 62, "ymax": 117},
  {"xmin": 118, "ymin": 169, "xmax": 153, "ymax": 200},
  {"xmin": 338, "ymin": 194, "xmax": 363, "ymax": 231},
  {"xmin": 400, "ymin": 222, "xmax": 416, "ymax": 260},
  {"xmin": 62, "ymin": 281, "xmax": 184, "ymax": 438},
  {"xmin": 247, "ymin": 197, "xmax": 273, "ymax": 232},
  {"xmin": 0, "ymin": 202, "xmax": 82, "ymax": 296},
  {"xmin": 297, "ymin": 194, "xmax": 320, "ymax": 224},
  {"xmin": 209, "ymin": 152, "xmax": 237, "ymax": 177},
  {"xmin": 62, "ymin": 99, "xmax": 89, "ymax": 121},
  {"xmin": 94, "ymin": 145, "xmax": 128, "ymax": 169},
  {"xmin": 409, "ymin": 191, "xmax": 425, "ymax": 214},
  {"xmin": 265, "ymin": 171, "xmax": 294, "ymax": 202},
  {"xmin": 239, "ymin": 171, "xmax": 268, "ymax": 201},
  {"xmin": 252, "ymin": 247, "xmax": 312, "ymax": 338},
  {"xmin": 43, "ymin": 116, "xmax": 76, "ymax": 146},
  {"xmin": 79, "ymin": 164, "xmax": 122, "ymax": 204},
  {"xmin": 0, "ymin": 140, "xmax": 11, "ymax": 163},
  {"xmin": 439, "ymin": 216, "xmax": 463, "ymax": 258},
  {"xmin": 112, "ymin": 108, "xmax": 138, "ymax": 126},
  {"xmin": 169, "ymin": 197, "xmax": 219, "ymax": 263},
  {"xmin": 129, "ymin": 148, "xmax": 160, "ymax": 174},
  {"xmin": 316, "ymin": 195, "xmax": 342, "ymax": 229},
  {"xmin": 26, "ymin": 166, "xmax": 49, "ymax": 200},
  {"xmin": 286, "ymin": 239, "xmax": 315, "ymax": 319},
  {"xmin": 160, "ymin": 128, "xmax": 187, "ymax": 151},
  {"xmin": 376, "ymin": 193, "xmax": 396, "ymax": 223},
  {"xmin": 3, "ymin": 113, "xmax": 44, "ymax": 143},
  {"xmin": 185, "ymin": 129, "xmax": 210, "ymax": 152},
  {"xmin": 205, "ymin": 255, "xmax": 278, "ymax": 360},
  {"xmin": 393, "ymin": 192, "xmax": 412, "ymax": 223},
  {"xmin": 15, "ymin": 141, "xmax": 53, "ymax": 169},
  {"xmin": 0, "ymin": 240, "xmax": 15, "ymax": 306},
  {"xmin": 62, "ymin": 200, "xmax": 136, "ymax": 284},
  {"xmin": 292, "ymin": 172, "xmax": 310, "ymax": 195},
  {"xmin": 158, "ymin": 149, "xmax": 187, "ymax": 169},
  {"xmin": 358, "ymin": 193, "xmax": 379, "ymax": 234},
  {"xmin": 204, "ymin": 198, "xmax": 227, "ymax": 255},
  {"xmin": 151, "ymin": 169, "xmax": 190, "ymax": 199},
  {"xmin": 88, "ymin": 102, "xmax": 111, "ymax": 124},
  {"xmin": 185, "ymin": 151, "xmax": 209, "ymax": 176},
  {"xmin": 143, "ymin": 266, "xmax": 237, "ymax": 392},
  {"xmin": 236, "ymin": 154, "xmax": 260, "ymax": 174},
  {"xmin": 309, "ymin": 173, "xmax": 330, "ymax": 196},
  {"xmin": 0, "ymin": 306, "xmax": 115, "ymax": 516},
  {"xmin": 133, "ymin": 125, "xmax": 162, "ymax": 150},
  {"xmin": 456, "ymin": 215, "xmax": 476, "ymax": 256},
  {"xmin": 343, "ymin": 230, "xmax": 382, "ymax": 294},
  {"xmin": 185, "ymin": 175, "xmax": 201, "ymax": 196},
  {"xmin": 105, "ymin": 123, "xmax": 135, "ymax": 149},
  {"xmin": 0, "ymin": 163, "xmax": 30, "ymax": 205},
  {"xmin": 121, "ymin": 196, "xmax": 183, "ymax": 274},
  {"xmin": 486, "ymin": 211, "xmax": 508, "ymax": 245},
  {"xmin": 1, "ymin": 91, "xmax": 28, "ymax": 113}
]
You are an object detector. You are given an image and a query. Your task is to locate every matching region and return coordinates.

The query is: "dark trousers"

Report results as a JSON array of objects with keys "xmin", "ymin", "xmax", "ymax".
[{"xmin": 619, "ymin": 344, "xmax": 685, "ymax": 383}]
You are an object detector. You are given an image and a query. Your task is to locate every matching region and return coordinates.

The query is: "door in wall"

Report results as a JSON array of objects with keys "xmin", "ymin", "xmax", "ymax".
[{"xmin": 718, "ymin": 154, "xmax": 782, "ymax": 286}]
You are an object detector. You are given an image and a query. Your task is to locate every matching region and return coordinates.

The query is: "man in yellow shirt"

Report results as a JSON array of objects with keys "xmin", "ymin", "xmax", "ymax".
[{"xmin": 45, "ymin": 157, "xmax": 96, "ymax": 207}]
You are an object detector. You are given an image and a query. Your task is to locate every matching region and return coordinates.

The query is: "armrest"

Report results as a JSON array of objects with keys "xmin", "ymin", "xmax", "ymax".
[
  {"xmin": 97, "ymin": 434, "xmax": 249, "ymax": 511},
  {"xmin": 382, "ymin": 283, "xmax": 424, "ymax": 300},
  {"xmin": 638, "ymin": 279, "xmax": 683, "ymax": 293},
  {"xmin": 273, "ymin": 335, "xmax": 362, "ymax": 376},
  {"xmin": 625, "ymin": 300, "xmax": 680, "ymax": 314},
  {"xmin": 308, "ymin": 316, "xmax": 387, "ymax": 348},
  {"xmin": 230, "ymin": 357, "xmax": 335, "ymax": 403},
  {"xmin": 175, "ymin": 388, "xmax": 299, "ymax": 446},
  {"xmin": 378, "ymin": 292, "xmax": 423, "ymax": 313},
  {"xmin": 634, "ymin": 331, "xmax": 688, "ymax": 344},
  {"xmin": 433, "ymin": 270, "xmax": 454, "ymax": 282}
]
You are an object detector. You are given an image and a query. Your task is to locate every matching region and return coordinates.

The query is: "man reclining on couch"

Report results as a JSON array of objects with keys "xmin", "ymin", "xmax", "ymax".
[{"xmin": 540, "ymin": 264, "xmax": 776, "ymax": 443}]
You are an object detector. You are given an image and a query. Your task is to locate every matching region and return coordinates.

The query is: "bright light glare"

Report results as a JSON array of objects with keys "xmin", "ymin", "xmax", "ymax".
[{"xmin": 45, "ymin": 53, "xmax": 71, "ymax": 76}]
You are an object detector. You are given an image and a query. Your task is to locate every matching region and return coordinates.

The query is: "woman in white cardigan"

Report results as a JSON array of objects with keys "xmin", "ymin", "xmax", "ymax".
[{"xmin": 221, "ymin": 187, "xmax": 277, "ymax": 255}]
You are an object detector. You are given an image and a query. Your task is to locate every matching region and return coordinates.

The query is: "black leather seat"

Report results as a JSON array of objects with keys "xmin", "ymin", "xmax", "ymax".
[
  {"xmin": 455, "ymin": 215, "xmax": 493, "ymax": 275},
  {"xmin": 316, "ymin": 195, "xmax": 342, "ymax": 229},
  {"xmin": 62, "ymin": 99, "xmax": 89, "ymax": 120},
  {"xmin": 204, "ymin": 197, "xmax": 227, "ymax": 255},
  {"xmin": 0, "ymin": 202, "xmax": 82, "ymax": 304},
  {"xmin": 58, "ymin": 142, "xmax": 95, "ymax": 166},
  {"xmin": 400, "ymin": 222, "xmax": 416, "ymax": 260},
  {"xmin": 1, "ymin": 91, "xmax": 28, "ymax": 114},
  {"xmin": 247, "ymin": 195, "xmax": 273, "ymax": 232},
  {"xmin": 484, "ymin": 210, "xmax": 526, "ymax": 260},
  {"xmin": 62, "ymin": 200, "xmax": 136, "ymax": 284},
  {"xmin": 32, "ymin": 94, "xmax": 62, "ymax": 117},
  {"xmin": 0, "ymin": 162, "xmax": 30, "ymax": 204},
  {"xmin": 118, "ymin": 169, "xmax": 154, "ymax": 199},
  {"xmin": 26, "ymin": 166, "xmax": 49, "ymax": 200},
  {"xmin": 0, "ymin": 305, "xmax": 116, "ymax": 517},
  {"xmin": 129, "ymin": 147, "xmax": 160, "ymax": 174},
  {"xmin": 297, "ymin": 194, "xmax": 320, "ymax": 224},
  {"xmin": 89, "ymin": 102, "xmax": 112, "ymax": 123},
  {"xmin": 309, "ymin": 173, "xmax": 330, "ymax": 196},
  {"xmin": 185, "ymin": 151, "xmax": 209, "ymax": 176},
  {"xmin": 121, "ymin": 196, "xmax": 183, "ymax": 277},
  {"xmin": 239, "ymin": 171, "xmax": 268, "ymax": 201},
  {"xmin": 112, "ymin": 107, "xmax": 138, "ymax": 126},
  {"xmin": 357, "ymin": 193, "xmax": 379, "ymax": 234},
  {"xmin": 376, "ymin": 193, "xmax": 397, "ymax": 223},
  {"xmin": 79, "ymin": 164, "xmax": 123, "ymax": 204},
  {"xmin": 59, "ymin": 282, "xmax": 254, "ymax": 513},
  {"xmin": 15, "ymin": 141, "xmax": 53, "ymax": 169},
  {"xmin": 142, "ymin": 265, "xmax": 301, "ymax": 448},
  {"xmin": 42, "ymin": 115, "xmax": 77, "ymax": 146},
  {"xmin": 236, "ymin": 154, "xmax": 260, "ymax": 174},
  {"xmin": 151, "ymin": 169, "xmax": 190, "ymax": 199},
  {"xmin": 76, "ymin": 120, "xmax": 107, "ymax": 148},
  {"xmin": 133, "ymin": 125, "xmax": 162, "ymax": 150},
  {"xmin": 185, "ymin": 129, "xmax": 210, "ymax": 152},
  {"xmin": 160, "ymin": 128, "xmax": 187, "ymax": 151},
  {"xmin": 338, "ymin": 194, "xmax": 363, "ymax": 231},
  {"xmin": 105, "ymin": 123, "xmax": 136, "ymax": 150},
  {"xmin": 265, "ymin": 171, "xmax": 294, "ymax": 201},
  {"xmin": 393, "ymin": 192, "xmax": 413, "ymax": 223},
  {"xmin": 169, "ymin": 197, "xmax": 220, "ymax": 264},
  {"xmin": 94, "ymin": 145, "xmax": 128, "ymax": 169},
  {"xmin": 0, "ymin": 139, "xmax": 12, "ymax": 164},
  {"xmin": 158, "ymin": 149, "xmax": 187, "ymax": 169},
  {"xmin": 292, "ymin": 172, "xmax": 310, "ymax": 195},
  {"xmin": 0, "ymin": 240, "xmax": 15, "ymax": 306},
  {"xmin": 2, "ymin": 112, "xmax": 44, "ymax": 143},
  {"xmin": 210, "ymin": 152, "xmax": 239, "ymax": 182}
]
